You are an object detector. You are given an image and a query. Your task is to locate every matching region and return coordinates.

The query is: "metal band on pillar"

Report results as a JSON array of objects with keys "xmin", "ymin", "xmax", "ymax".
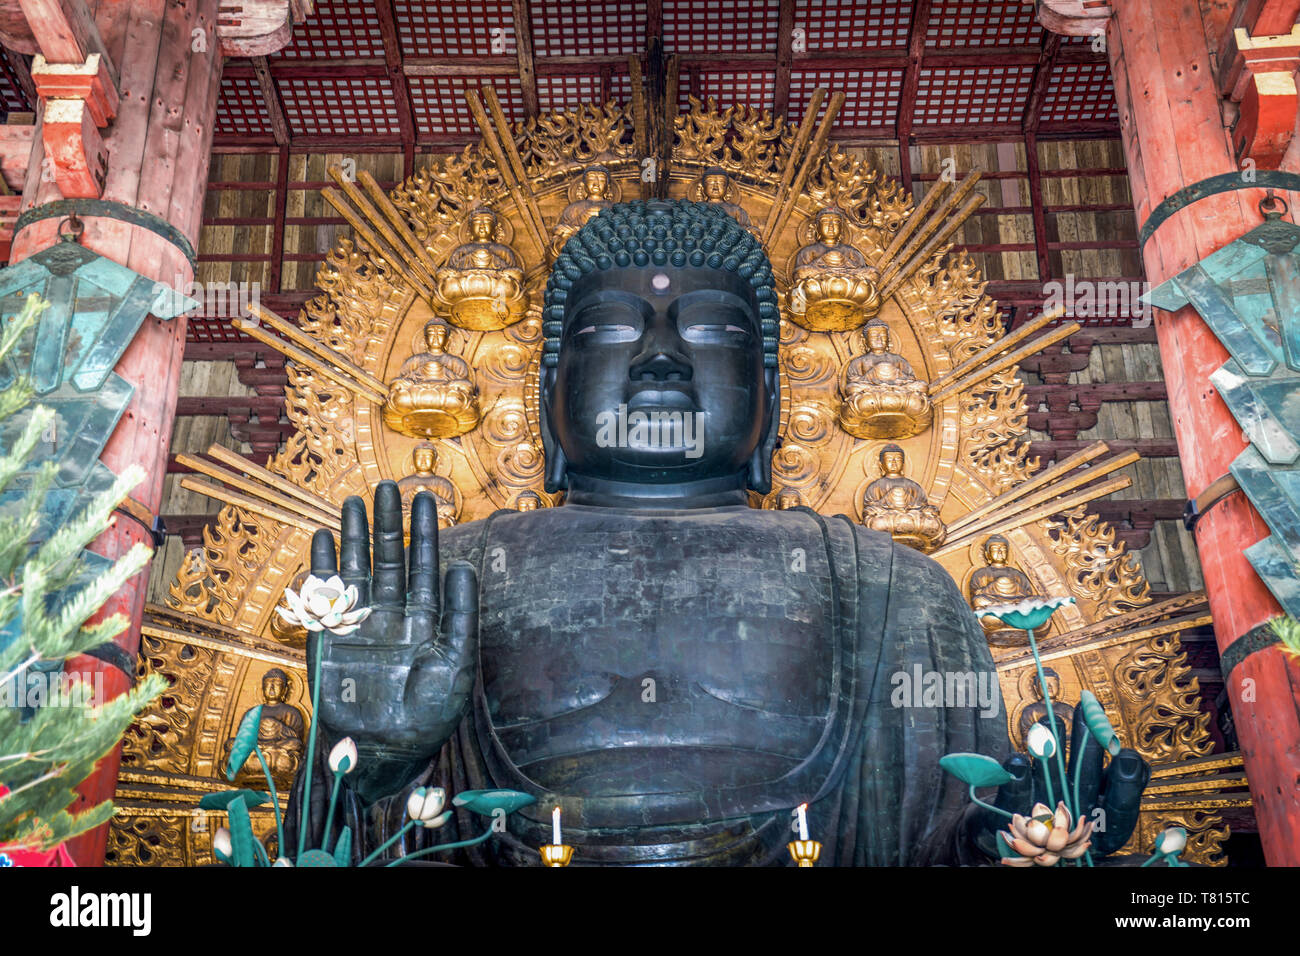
[
  {"xmin": 1138, "ymin": 170, "xmax": 1300, "ymax": 249},
  {"xmin": 1219, "ymin": 621, "xmax": 1284, "ymax": 680},
  {"xmin": 15, "ymin": 197, "xmax": 199, "ymax": 272}
]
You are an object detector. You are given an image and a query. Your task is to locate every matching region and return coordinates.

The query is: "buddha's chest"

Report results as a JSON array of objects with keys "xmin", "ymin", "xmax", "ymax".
[{"xmin": 474, "ymin": 512, "xmax": 836, "ymax": 734}]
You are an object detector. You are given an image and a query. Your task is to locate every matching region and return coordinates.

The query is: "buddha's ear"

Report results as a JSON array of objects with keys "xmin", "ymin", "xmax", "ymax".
[
  {"xmin": 747, "ymin": 363, "xmax": 780, "ymax": 495},
  {"xmin": 540, "ymin": 365, "xmax": 569, "ymax": 493}
]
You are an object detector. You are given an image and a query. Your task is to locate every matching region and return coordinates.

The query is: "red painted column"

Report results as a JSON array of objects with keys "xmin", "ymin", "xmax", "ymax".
[
  {"xmin": 9, "ymin": 0, "xmax": 224, "ymax": 865},
  {"xmin": 1042, "ymin": 1, "xmax": 1300, "ymax": 864}
]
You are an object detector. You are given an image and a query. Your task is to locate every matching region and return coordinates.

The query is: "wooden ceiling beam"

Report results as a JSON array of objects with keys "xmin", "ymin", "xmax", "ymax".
[
  {"xmin": 512, "ymin": 0, "xmax": 538, "ymax": 118},
  {"xmin": 897, "ymin": 0, "xmax": 932, "ymax": 192},
  {"xmin": 251, "ymin": 55, "xmax": 289, "ymax": 146},
  {"xmin": 773, "ymin": 0, "xmax": 794, "ymax": 118},
  {"xmin": 373, "ymin": 0, "xmax": 416, "ymax": 176},
  {"xmin": 16, "ymin": 0, "xmax": 115, "ymax": 82}
]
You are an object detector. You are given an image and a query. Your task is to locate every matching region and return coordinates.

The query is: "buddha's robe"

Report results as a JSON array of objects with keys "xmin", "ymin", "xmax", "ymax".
[{"xmin": 288, "ymin": 505, "xmax": 1009, "ymax": 866}]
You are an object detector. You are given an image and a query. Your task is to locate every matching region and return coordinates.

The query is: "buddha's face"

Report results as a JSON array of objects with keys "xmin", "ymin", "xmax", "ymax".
[
  {"xmin": 703, "ymin": 174, "xmax": 729, "ymax": 201},
  {"xmin": 412, "ymin": 446, "xmax": 436, "ymax": 474},
  {"xmin": 817, "ymin": 214, "xmax": 843, "ymax": 244},
  {"xmin": 469, "ymin": 212, "xmax": 496, "ymax": 241},
  {"xmin": 865, "ymin": 324, "xmax": 889, "ymax": 353},
  {"xmin": 262, "ymin": 673, "xmax": 286, "ymax": 703},
  {"xmin": 880, "ymin": 449, "xmax": 904, "ymax": 475},
  {"xmin": 424, "ymin": 324, "xmax": 449, "ymax": 351},
  {"xmin": 985, "ymin": 539, "xmax": 1009, "ymax": 565},
  {"xmin": 516, "ymin": 493, "xmax": 539, "ymax": 511},
  {"xmin": 584, "ymin": 169, "xmax": 609, "ymax": 199},
  {"xmin": 778, "ymin": 492, "xmax": 800, "ymax": 510},
  {"xmin": 546, "ymin": 265, "xmax": 771, "ymax": 483}
]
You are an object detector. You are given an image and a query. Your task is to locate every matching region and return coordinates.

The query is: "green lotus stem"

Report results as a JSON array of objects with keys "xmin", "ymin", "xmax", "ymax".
[
  {"xmin": 1068, "ymin": 744, "xmax": 1095, "ymax": 867},
  {"xmin": 254, "ymin": 745, "xmax": 286, "ymax": 864},
  {"xmin": 1139, "ymin": 850, "xmax": 1164, "ymax": 867},
  {"xmin": 298, "ymin": 630, "xmax": 326, "ymax": 861},
  {"xmin": 1038, "ymin": 746, "xmax": 1057, "ymax": 810},
  {"xmin": 385, "ymin": 824, "xmax": 496, "ymax": 866},
  {"xmin": 358, "ymin": 819, "xmax": 419, "ymax": 868},
  {"xmin": 323, "ymin": 768, "xmax": 346, "ymax": 853},
  {"xmin": 1026, "ymin": 626, "xmax": 1075, "ymax": 820},
  {"xmin": 968, "ymin": 784, "xmax": 1014, "ymax": 820},
  {"xmin": 251, "ymin": 832, "xmax": 271, "ymax": 867}
]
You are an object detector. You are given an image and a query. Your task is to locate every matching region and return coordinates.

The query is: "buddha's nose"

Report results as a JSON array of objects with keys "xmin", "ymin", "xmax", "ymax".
[{"xmin": 630, "ymin": 348, "xmax": 693, "ymax": 383}]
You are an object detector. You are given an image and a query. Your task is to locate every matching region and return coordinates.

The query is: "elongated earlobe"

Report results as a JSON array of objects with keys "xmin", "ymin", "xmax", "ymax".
[
  {"xmin": 540, "ymin": 369, "xmax": 568, "ymax": 493},
  {"xmin": 747, "ymin": 367, "xmax": 780, "ymax": 495}
]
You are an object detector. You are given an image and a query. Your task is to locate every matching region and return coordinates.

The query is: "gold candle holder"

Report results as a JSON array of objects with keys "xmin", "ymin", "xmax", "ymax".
[
  {"xmin": 788, "ymin": 840, "xmax": 822, "ymax": 867},
  {"xmin": 540, "ymin": 844, "xmax": 574, "ymax": 867}
]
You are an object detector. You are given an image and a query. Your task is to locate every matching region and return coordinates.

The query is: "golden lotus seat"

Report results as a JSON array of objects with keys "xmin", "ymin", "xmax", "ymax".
[
  {"xmin": 433, "ymin": 206, "xmax": 529, "ymax": 331},
  {"xmin": 789, "ymin": 205, "xmax": 881, "ymax": 331}
]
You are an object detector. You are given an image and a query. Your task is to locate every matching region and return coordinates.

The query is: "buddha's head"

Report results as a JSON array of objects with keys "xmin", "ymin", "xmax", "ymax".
[
  {"xmin": 583, "ymin": 165, "xmax": 611, "ymax": 200},
  {"xmin": 701, "ymin": 167, "xmax": 731, "ymax": 202},
  {"xmin": 262, "ymin": 668, "xmax": 289, "ymax": 704},
  {"xmin": 879, "ymin": 443, "xmax": 905, "ymax": 476},
  {"xmin": 984, "ymin": 533, "xmax": 1010, "ymax": 566},
  {"xmin": 777, "ymin": 490, "xmax": 802, "ymax": 510},
  {"xmin": 412, "ymin": 442, "xmax": 438, "ymax": 475},
  {"xmin": 540, "ymin": 200, "xmax": 780, "ymax": 497},
  {"xmin": 468, "ymin": 207, "xmax": 498, "ymax": 242},
  {"xmin": 423, "ymin": 321, "xmax": 450, "ymax": 353},
  {"xmin": 1036, "ymin": 667, "xmax": 1061, "ymax": 701},
  {"xmin": 815, "ymin": 207, "xmax": 845, "ymax": 245},
  {"xmin": 514, "ymin": 491, "xmax": 541, "ymax": 511},
  {"xmin": 863, "ymin": 319, "xmax": 891, "ymax": 354}
]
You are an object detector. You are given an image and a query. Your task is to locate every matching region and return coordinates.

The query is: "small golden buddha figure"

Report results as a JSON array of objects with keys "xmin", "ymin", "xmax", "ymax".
[
  {"xmin": 692, "ymin": 167, "xmax": 754, "ymax": 231},
  {"xmin": 860, "ymin": 443, "xmax": 946, "ymax": 552},
  {"xmin": 838, "ymin": 319, "xmax": 933, "ymax": 439},
  {"xmin": 552, "ymin": 164, "xmax": 617, "ymax": 256},
  {"xmin": 969, "ymin": 534, "xmax": 1042, "ymax": 645},
  {"xmin": 1016, "ymin": 667, "xmax": 1074, "ymax": 748},
  {"xmin": 397, "ymin": 442, "xmax": 460, "ymax": 529},
  {"xmin": 383, "ymin": 320, "xmax": 481, "ymax": 439},
  {"xmin": 789, "ymin": 206, "xmax": 881, "ymax": 331},
  {"xmin": 433, "ymin": 206, "xmax": 528, "ymax": 330},
  {"xmin": 269, "ymin": 571, "xmax": 310, "ymax": 646},
  {"xmin": 777, "ymin": 490, "xmax": 804, "ymax": 510},
  {"xmin": 514, "ymin": 491, "xmax": 543, "ymax": 511},
  {"xmin": 224, "ymin": 668, "xmax": 306, "ymax": 789}
]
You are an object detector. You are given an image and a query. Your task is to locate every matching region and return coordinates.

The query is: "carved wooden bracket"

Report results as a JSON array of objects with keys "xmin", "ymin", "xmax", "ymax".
[
  {"xmin": 1219, "ymin": 25, "xmax": 1300, "ymax": 168},
  {"xmin": 218, "ymin": 0, "xmax": 315, "ymax": 57},
  {"xmin": 31, "ymin": 52, "xmax": 115, "ymax": 198},
  {"xmin": 1036, "ymin": 0, "xmax": 1113, "ymax": 38}
]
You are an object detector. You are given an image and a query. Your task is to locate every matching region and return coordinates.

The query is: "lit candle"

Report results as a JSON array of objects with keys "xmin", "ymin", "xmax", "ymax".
[
  {"xmin": 797, "ymin": 803, "xmax": 809, "ymax": 842},
  {"xmin": 552, "ymin": 806, "xmax": 562, "ymax": 846}
]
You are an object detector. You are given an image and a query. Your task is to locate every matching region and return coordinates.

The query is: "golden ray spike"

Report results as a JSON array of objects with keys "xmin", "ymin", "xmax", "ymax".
[
  {"xmin": 356, "ymin": 170, "xmax": 440, "ymax": 276},
  {"xmin": 180, "ymin": 476, "xmax": 328, "ymax": 536},
  {"xmin": 204, "ymin": 444, "xmax": 340, "ymax": 519},
  {"xmin": 464, "ymin": 88, "xmax": 548, "ymax": 257},
  {"xmin": 878, "ymin": 190, "xmax": 986, "ymax": 300},
  {"xmin": 997, "ymin": 612, "xmax": 1215, "ymax": 672},
  {"xmin": 629, "ymin": 53, "xmax": 648, "ymax": 155},
  {"xmin": 931, "ymin": 305, "xmax": 1066, "ymax": 396},
  {"xmin": 930, "ymin": 474, "xmax": 1132, "ymax": 559},
  {"xmin": 481, "ymin": 86, "xmax": 549, "ymax": 253},
  {"xmin": 176, "ymin": 453, "xmax": 342, "ymax": 532},
  {"xmin": 232, "ymin": 316, "xmax": 389, "ymax": 406},
  {"xmin": 328, "ymin": 166, "xmax": 439, "ymax": 291},
  {"xmin": 321, "ymin": 188, "xmax": 435, "ymax": 300},
  {"xmin": 764, "ymin": 91, "xmax": 845, "ymax": 247},
  {"xmin": 760, "ymin": 87, "xmax": 826, "ymax": 247},
  {"xmin": 244, "ymin": 303, "xmax": 388, "ymax": 397},
  {"xmin": 929, "ymin": 321, "xmax": 1081, "ymax": 405},
  {"xmin": 877, "ymin": 178, "xmax": 951, "ymax": 266},
  {"xmin": 946, "ymin": 440, "xmax": 1111, "ymax": 535},
  {"xmin": 949, "ymin": 451, "xmax": 1140, "ymax": 543},
  {"xmin": 875, "ymin": 171, "xmax": 983, "ymax": 293}
]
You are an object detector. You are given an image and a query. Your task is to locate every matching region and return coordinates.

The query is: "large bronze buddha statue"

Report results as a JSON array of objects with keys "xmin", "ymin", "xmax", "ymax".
[{"xmin": 288, "ymin": 200, "xmax": 1146, "ymax": 865}]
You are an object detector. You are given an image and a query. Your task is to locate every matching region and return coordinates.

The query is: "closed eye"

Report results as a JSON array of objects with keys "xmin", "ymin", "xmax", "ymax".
[{"xmin": 576, "ymin": 324, "xmax": 637, "ymax": 336}]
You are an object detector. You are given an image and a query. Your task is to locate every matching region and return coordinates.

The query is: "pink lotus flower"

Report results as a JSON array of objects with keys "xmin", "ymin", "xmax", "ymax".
[{"xmin": 1001, "ymin": 801, "xmax": 1092, "ymax": 867}]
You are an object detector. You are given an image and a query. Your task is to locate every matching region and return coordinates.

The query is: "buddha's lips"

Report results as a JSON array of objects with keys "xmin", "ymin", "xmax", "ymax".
[{"xmin": 626, "ymin": 386, "xmax": 697, "ymax": 409}]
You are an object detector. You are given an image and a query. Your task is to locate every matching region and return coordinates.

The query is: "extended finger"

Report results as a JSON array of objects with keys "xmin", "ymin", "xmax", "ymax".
[
  {"xmin": 371, "ymin": 480, "xmax": 405, "ymax": 610},
  {"xmin": 439, "ymin": 561, "xmax": 478, "ymax": 659},
  {"xmin": 408, "ymin": 492, "xmax": 439, "ymax": 613},
  {"xmin": 1066, "ymin": 706, "xmax": 1104, "ymax": 816},
  {"xmin": 310, "ymin": 527, "xmax": 337, "ymax": 578},
  {"xmin": 340, "ymin": 496, "xmax": 371, "ymax": 606}
]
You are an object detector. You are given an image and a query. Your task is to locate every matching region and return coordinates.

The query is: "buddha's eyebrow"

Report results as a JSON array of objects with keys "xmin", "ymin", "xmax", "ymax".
[
  {"xmin": 566, "ymin": 288, "xmax": 654, "ymax": 320},
  {"xmin": 669, "ymin": 289, "xmax": 757, "ymax": 321}
]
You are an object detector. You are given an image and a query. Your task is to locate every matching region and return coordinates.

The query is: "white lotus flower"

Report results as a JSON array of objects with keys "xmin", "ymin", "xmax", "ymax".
[
  {"xmin": 273, "ymin": 856, "xmax": 294, "ymax": 867},
  {"xmin": 406, "ymin": 786, "xmax": 448, "ymax": 827},
  {"xmin": 213, "ymin": 827, "xmax": 232, "ymax": 861},
  {"xmin": 1155, "ymin": 826, "xmax": 1187, "ymax": 855},
  {"xmin": 1026, "ymin": 722, "xmax": 1058, "ymax": 759},
  {"xmin": 276, "ymin": 574, "xmax": 372, "ymax": 636},
  {"xmin": 329, "ymin": 736, "xmax": 358, "ymax": 774}
]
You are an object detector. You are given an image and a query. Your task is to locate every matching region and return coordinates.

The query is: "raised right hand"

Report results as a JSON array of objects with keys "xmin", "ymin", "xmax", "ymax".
[{"xmin": 307, "ymin": 481, "xmax": 478, "ymax": 802}]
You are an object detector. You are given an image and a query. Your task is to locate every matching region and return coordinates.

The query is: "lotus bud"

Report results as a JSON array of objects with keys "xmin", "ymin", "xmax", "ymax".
[
  {"xmin": 406, "ymin": 786, "xmax": 448, "ymax": 825},
  {"xmin": 1026, "ymin": 722, "xmax": 1057, "ymax": 759},
  {"xmin": 1155, "ymin": 826, "xmax": 1187, "ymax": 856},
  {"xmin": 273, "ymin": 856, "xmax": 294, "ymax": 867},
  {"xmin": 213, "ymin": 827, "xmax": 232, "ymax": 861},
  {"xmin": 329, "ymin": 736, "xmax": 358, "ymax": 774}
]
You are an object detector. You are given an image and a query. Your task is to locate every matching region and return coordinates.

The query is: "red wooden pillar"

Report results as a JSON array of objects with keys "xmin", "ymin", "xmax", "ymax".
[
  {"xmin": 1042, "ymin": 1, "xmax": 1300, "ymax": 864},
  {"xmin": 9, "ymin": 0, "xmax": 224, "ymax": 865}
]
